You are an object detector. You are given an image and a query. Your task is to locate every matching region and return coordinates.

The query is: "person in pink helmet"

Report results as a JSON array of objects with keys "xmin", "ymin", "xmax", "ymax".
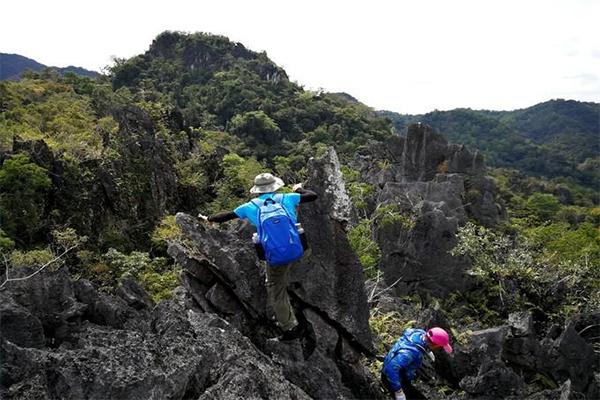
[{"xmin": 381, "ymin": 327, "xmax": 453, "ymax": 400}]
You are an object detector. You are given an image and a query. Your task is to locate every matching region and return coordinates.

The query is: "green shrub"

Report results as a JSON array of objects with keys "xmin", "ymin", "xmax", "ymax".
[
  {"xmin": 8, "ymin": 248, "xmax": 55, "ymax": 269},
  {"xmin": 102, "ymin": 249, "xmax": 180, "ymax": 302},
  {"xmin": 341, "ymin": 165, "xmax": 376, "ymax": 216},
  {"xmin": 451, "ymin": 221, "xmax": 599, "ymax": 317},
  {"xmin": 0, "ymin": 229, "xmax": 15, "ymax": 252},
  {"xmin": 526, "ymin": 193, "xmax": 561, "ymax": 221},
  {"xmin": 348, "ymin": 219, "xmax": 381, "ymax": 279},
  {"xmin": 175, "ymin": 155, "xmax": 208, "ymax": 190},
  {"xmin": 525, "ymin": 222, "xmax": 599, "ymax": 268},
  {"xmin": 347, "ymin": 182, "xmax": 374, "ymax": 216},
  {"xmin": 374, "ymin": 204, "xmax": 415, "ymax": 230},
  {"xmin": 209, "ymin": 153, "xmax": 266, "ymax": 213}
]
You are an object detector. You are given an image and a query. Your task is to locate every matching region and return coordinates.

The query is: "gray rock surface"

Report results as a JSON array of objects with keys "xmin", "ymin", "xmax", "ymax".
[
  {"xmin": 0, "ymin": 269, "xmax": 311, "ymax": 400},
  {"xmin": 353, "ymin": 123, "xmax": 505, "ymax": 297},
  {"xmin": 446, "ymin": 317, "xmax": 597, "ymax": 398},
  {"xmin": 0, "ymin": 294, "xmax": 45, "ymax": 349}
]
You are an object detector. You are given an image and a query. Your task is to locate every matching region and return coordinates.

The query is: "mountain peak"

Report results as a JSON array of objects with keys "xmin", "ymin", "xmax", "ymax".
[{"xmin": 110, "ymin": 31, "xmax": 289, "ymax": 92}]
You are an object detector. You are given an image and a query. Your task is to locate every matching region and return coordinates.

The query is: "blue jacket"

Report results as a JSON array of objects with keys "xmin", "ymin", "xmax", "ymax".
[{"xmin": 381, "ymin": 328, "xmax": 428, "ymax": 391}]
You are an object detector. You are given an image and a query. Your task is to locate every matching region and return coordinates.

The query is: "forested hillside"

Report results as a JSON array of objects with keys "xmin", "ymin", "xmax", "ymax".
[{"xmin": 380, "ymin": 99, "xmax": 599, "ymax": 190}]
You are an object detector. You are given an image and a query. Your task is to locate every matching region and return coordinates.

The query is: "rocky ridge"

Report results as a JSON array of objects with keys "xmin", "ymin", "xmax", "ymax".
[{"xmin": 1, "ymin": 126, "xmax": 597, "ymax": 399}]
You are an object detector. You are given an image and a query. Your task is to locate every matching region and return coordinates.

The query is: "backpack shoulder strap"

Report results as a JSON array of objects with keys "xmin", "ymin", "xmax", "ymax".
[
  {"xmin": 389, "ymin": 341, "xmax": 410, "ymax": 360},
  {"xmin": 250, "ymin": 198, "xmax": 262, "ymax": 209},
  {"xmin": 273, "ymin": 193, "xmax": 294, "ymax": 220},
  {"xmin": 249, "ymin": 198, "xmax": 264, "ymax": 234}
]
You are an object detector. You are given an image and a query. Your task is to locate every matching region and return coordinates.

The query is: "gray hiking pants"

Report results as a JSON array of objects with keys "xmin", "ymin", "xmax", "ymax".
[{"xmin": 265, "ymin": 262, "xmax": 298, "ymax": 331}]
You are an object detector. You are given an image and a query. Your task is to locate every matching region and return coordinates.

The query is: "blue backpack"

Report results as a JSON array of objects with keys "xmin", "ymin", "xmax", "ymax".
[{"xmin": 251, "ymin": 194, "xmax": 304, "ymax": 266}]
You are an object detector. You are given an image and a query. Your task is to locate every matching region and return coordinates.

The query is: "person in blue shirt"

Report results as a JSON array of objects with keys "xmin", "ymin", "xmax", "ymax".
[
  {"xmin": 198, "ymin": 172, "xmax": 317, "ymax": 341},
  {"xmin": 381, "ymin": 327, "xmax": 453, "ymax": 400}
]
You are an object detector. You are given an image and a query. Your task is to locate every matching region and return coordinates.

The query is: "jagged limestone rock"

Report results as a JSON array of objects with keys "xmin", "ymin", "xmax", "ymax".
[
  {"xmin": 0, "ymin": 294, "xmax": 45, "ymax": 349},
  {"xmin": 0, "ymin": 269, "xmax": 311, "ymax": 400},
  {"xmin": 307, "ymin": 147, "xmax": 353, "ymax": 224},
  {"xmin": 353, "ymin": 123, "xmax": 505, "ymax": 297},
  {"xmin": 293, "ymin": 147, "xmax": 373, "ymax": 352}
]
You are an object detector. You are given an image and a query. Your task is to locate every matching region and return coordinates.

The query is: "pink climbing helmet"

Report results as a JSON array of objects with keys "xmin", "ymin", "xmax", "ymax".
[{"xmin": 426, "ymin": 327, "xmax": 453, "ymax": 353}]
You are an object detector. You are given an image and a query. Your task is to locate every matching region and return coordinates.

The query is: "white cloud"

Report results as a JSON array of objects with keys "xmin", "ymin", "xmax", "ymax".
[{"xmin": 2, "ymin": 0, "xmax": 598, "ymax": 113}]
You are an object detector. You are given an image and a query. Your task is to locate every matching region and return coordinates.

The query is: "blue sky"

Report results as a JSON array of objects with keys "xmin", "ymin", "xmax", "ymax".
[{"xmin": 2, "ymin": 0, "xmax": 598, "ymax": 114}]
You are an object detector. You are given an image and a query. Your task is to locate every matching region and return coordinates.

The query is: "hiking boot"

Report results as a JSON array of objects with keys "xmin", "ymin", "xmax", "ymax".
[{"xmin": 276, "ymin": 324, "xmax": 306, "ymax": 341}]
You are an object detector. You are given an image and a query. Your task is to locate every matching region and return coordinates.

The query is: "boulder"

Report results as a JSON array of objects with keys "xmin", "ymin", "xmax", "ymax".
[
  {"xmin": 376, "ymin": 196, "xmax": 469, "ymax": 296},
  {"xmin": 503, "ymin": 312, "xmax": 541, "ymax": 372},
  {"xmin": 116, "ymin": 278, "xmax": 155, "ymax": 310},
  {"xmin": 508, "ymin": 311, "xmax": 535, "ymax": 337},
  {"xmin": 293, "ymin": 147, "xmax": 374, "ymax": 352},
  {"xmin": 459, "ymin": 359, "xmax": 524, "ymax": 398},
  {"xmin": 444, "ymin": 315, "xmax": 599, "ymax": 398},
  {"xmin": 0, "ymin": 294, "xmax": 45, "ymax": 349},
  {"xmin": 3, "ymin": 267, "xmax": 86, "ymax": 347},
  {"xmin": 450, "ymin": 326, "xmax": 509, "ymax": 381},
  {"xmin": 168, "ymin": 216, "xmax": 268, "ymax": 321},
  {"xmin": 74, "ymin": 279, "xmax": 150, "ymax": 331},
  {"xmin": 539, "ymin": 323, "xmax": 596, "ymax": 393}
]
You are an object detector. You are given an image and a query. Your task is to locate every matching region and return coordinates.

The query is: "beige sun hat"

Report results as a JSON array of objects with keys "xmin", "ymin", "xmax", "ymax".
[{"xmin": 250, "ymin": 173, "xmax": 285, "ymax": 194}]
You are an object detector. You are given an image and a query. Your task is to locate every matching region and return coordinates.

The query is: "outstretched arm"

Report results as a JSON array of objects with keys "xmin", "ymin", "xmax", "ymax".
[
  {"xmin": 208, "ymin": 211, "xmax": 238, "ymax": 223},
  {"xmin": 292, "ymin": 184, "xmax": 318, "ymax": 203},
  {"xmin": 198, "ymin": 211, "xmax": 239, "ymax": 223}
]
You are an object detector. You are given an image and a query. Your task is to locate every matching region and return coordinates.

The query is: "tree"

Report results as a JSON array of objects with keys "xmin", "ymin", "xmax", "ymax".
[
  {"xmin": 209, "ymin": 153, "xmax": 266, "ymax": 212},
  {"xmin": 0, "ymin": 154, "xmax": 52, "ymax": 244},
  {"xmin": 526, "ymin": 193, "xmax": 561, "ymax": 221},
  {"xmin": 229, "ymin": 110, "xmax": 281, "ymax": 146}
]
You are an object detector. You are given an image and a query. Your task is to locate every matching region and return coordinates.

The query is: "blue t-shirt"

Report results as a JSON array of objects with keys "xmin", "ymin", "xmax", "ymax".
[{"xmin": 234, "ymin": 192, "xmax": 301, "ymax": 228}]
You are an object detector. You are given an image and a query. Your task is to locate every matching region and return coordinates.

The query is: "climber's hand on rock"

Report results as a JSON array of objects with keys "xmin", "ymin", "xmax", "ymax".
[
  {"xmin": 292, "ymin": 183, "xmax": 303, "ymax": 192},
  {"xmin": 394, "ymin": 390, "xmax": 406, "ymax": 400},
  {"xmin": 197, "ymin": 213, "xmax": 209, "ymax": 222}
]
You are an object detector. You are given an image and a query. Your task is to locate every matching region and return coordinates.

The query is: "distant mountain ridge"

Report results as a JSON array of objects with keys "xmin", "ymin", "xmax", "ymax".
[
  {"xmin": 2, "ymin": 45, "xmax": 596, "ymax": 188},
  {"xmin": 378, "ymin": 99, "xmax": 600, "ymax": 187},
  {"xmin": 0, "ymin": 53, "xmax": 100, "ymax": 80}
]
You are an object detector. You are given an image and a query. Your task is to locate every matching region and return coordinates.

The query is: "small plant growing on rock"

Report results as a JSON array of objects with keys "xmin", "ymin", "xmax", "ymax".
[
  {"xmin": 374, "ymin": 204, "xmax": 415, "ymax": 230},
  {"xmin": 348, "ymin": 219, "xmax": 382, "ymax": 279},
  {"xmin": 102, "ymin": 249, "xmax": 180, "ymax": 302},
  {"xmin": 151, "ymin": 214, "xmax": 183, "ymax": 251}
]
